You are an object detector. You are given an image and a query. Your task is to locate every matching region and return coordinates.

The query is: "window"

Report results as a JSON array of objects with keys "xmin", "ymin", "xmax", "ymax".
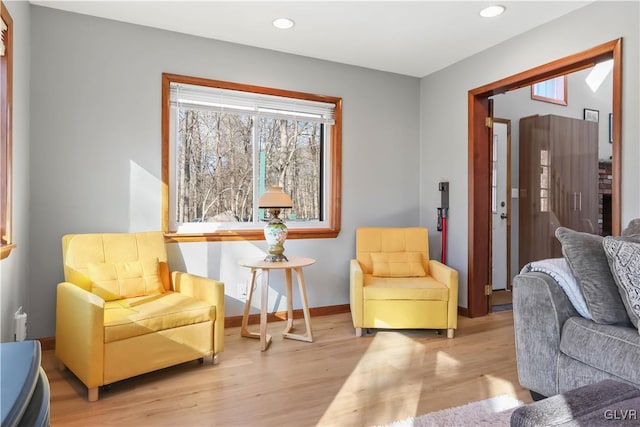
[
  {"xmin": 162, "ymin": 74, "xmax": 342, "ymax": 241},
  {"xmin": 531, "ymin": 75, "xmax": 567, "ymax": 105},
  {"xmin": 0, "ymin": 2, "xmax": 13, "ymax": 260}
]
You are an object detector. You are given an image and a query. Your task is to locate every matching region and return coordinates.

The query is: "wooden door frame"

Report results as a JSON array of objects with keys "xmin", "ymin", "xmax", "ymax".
[{"xmin": 467, "ymin": 38, "xmax": 622, "ymax": 318}]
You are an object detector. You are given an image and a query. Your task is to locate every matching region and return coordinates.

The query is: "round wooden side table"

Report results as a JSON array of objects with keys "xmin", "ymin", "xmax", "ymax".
[{"xmin": 239, "ymin": 256, "xmax": 315, "ymax": 351}]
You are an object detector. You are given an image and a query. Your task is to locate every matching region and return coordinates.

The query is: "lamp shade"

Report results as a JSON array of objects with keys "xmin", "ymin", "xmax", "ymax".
[{"xmin": 258, "ymin": 186, "xmax": 293, "ymax": 209}]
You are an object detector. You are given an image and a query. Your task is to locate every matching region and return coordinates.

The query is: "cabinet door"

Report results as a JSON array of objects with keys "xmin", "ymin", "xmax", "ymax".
[
  {"xmin": 519, "ymin": 115, "xmax": 601, "ymax": 268},
  {"xmin": 570, "ymin": 119, "xmax": 599, "ymax": 233},
  {"xmin": 548, "ymin": 115, "xmax": 570, "ymax": 257},
  {"xmin": 519, "ymin": 115, "xmax": 557, "ymax": 267},
  {"xmin": 549, "ymin": 115, "xmax": 572, "ymax": 231}
]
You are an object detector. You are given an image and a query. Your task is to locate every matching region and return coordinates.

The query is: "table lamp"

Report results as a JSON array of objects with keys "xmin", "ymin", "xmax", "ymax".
[{"xmin": 258, "ymin": 186, "xmax": 293, "ymax": 262}]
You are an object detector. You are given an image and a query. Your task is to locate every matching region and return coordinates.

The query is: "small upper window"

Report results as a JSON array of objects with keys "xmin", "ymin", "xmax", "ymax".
[
  {"xmin": 531, "ymin": 75, "xmax": 567, "ymax": 106},
  {"xmin": 162, "ymin": 74, "xmax": 342, "ymax": 241}
]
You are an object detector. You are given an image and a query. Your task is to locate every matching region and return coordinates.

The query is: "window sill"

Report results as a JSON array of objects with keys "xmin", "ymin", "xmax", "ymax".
[
  {"xmin": 0, "ymin": 243, "xmax": 16, "ymax": 260},
  {"xmin": 164, "ymin": 227, "xmax": 339, "ymax": 243}
]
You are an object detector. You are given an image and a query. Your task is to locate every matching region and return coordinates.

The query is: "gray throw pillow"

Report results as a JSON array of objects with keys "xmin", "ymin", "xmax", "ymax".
[
  {"xmin": 555, "ymin": 227, "xmax": 630, "ymax": 325},
  {"xmin": 622, "ymin": 219, "xmax": 640, "ymax": 237},
  {"xmin": 603, "ymin": 237, "xmax": 640, "ymax": 332}
]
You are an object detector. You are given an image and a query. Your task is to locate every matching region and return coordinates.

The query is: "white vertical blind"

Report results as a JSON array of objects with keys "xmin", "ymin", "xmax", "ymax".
[{"xmin": 170, "ymin": 82, "xmax": 336, "ymax": 125}]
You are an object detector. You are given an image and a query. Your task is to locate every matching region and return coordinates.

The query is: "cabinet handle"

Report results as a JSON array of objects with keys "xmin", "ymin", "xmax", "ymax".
[
  {"xmin": 571, "ymin": 192, "xmax": 583, "ymax": 211},
  {"xmin": 579, "ymin": 192, "xmax": 582, "ymax": 211}
]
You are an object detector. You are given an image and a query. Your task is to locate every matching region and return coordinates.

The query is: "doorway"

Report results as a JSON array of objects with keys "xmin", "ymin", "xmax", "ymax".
[
  {"xmin": 467, "ymin": 38, "xmax": 622, "ymax": 318},
  {"xmin": 491, "ymin": 119, "xmax": 512, "ymax": 311}
]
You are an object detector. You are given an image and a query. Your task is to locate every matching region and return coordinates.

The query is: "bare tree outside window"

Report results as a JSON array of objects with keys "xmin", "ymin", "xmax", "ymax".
[
  {"xmin": 176, "ymin": 110, "xmax": 254, "ymax": 223},
  {"xmin": 175, "ymin": 110, "xmax": 322, "ymax": 225},
  {"xmin": 259, "ymin": 118, "xmax": 321, "ymax": 222}
]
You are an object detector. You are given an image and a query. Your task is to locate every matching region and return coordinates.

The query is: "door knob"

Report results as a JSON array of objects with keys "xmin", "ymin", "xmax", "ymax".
[{"xmin": 500, "ymin": 213, "xmax": 508, "ymax": 219}]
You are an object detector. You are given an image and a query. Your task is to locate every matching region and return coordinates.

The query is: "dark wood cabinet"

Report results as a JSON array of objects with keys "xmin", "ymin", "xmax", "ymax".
[{"xmin": 519, "ymin": 114, "xmax": 599, "ymax": 268}]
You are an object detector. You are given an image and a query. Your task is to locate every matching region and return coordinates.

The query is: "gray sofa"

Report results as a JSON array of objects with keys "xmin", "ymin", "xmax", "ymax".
[{"xmin": 513, "ymin": 219, "xmax": 640, "ymax": 399}]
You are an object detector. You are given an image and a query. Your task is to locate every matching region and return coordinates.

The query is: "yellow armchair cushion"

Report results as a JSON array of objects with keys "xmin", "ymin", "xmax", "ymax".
[
  {"xmin": 88, "ymin": 258, "xmax": 164, "ymax": 301},
  {"xmin": 370, "ymin": 252, "xmax": 426, "ymax": 277},
  {"xmin": 103, "ymin": 292, "xmax": 214, "ymax": 343},
  {"xmin": 363, "ymin": 274, "xmax": 449, "ymax": 300}
]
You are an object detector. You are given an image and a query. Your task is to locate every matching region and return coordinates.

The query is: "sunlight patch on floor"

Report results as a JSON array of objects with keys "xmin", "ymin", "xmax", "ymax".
[
  {"xmin": 434, "ymin": 350, "xmax": 462, "ymax": 377},
  {"xmin": 482, "ymin": 373, "xmax": 518, "ymax": 398},
  {"xmin": 317, "ymin": 331, "xmax": 426, "ymax": 426}
]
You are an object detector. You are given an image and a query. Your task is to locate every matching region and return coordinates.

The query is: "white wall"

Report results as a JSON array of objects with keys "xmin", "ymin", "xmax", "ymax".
[
  {"xmin": 0, "ymin": 1, "xmax": 31, "ymax": 342},
  {"xmin": 419, "ymin": 1, "xmax": 639, "ymax": 308},
  {"xmin": 28, "ymin": 6, "xmax": 420, "ymax": 339}
]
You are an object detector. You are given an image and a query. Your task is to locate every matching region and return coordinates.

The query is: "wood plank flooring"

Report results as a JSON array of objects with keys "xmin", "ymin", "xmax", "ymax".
[
  {"xmin": 42, "ymin": 311, "xmax": 531, "ymax": 426},
  {"xmin": 492, "ymin": 289, "xmax": 513, "ymax": 306}
]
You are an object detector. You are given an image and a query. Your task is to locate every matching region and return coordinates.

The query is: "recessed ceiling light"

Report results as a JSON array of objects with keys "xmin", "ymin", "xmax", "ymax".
[
  {"xmin": 273, "ymin": 17, "xmax": 295, "ymax": 30},
  {"xmin": 480, "ymin": 5, "xmax": 506, "ymax": 18}
]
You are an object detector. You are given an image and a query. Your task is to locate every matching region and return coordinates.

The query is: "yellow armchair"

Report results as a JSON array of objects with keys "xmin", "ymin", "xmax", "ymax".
[
  {"xmin": 55, "ymin": 232, "xmax": 224, "ymax": 401},
  {"xmin": 350, "ymin": 227, "xmax": 458, "ymax": 337}
]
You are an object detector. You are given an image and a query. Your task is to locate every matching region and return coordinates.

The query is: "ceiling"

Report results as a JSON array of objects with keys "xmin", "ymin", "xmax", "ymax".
[{"xmin": 31, "ymin": 1, "xmax": 593, "ymax": 78}]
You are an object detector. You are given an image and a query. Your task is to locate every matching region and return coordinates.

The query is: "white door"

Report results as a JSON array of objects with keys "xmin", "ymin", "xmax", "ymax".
[{"xmin": 492, "ymin": 121, "xmax": 510, "ymax": 290}]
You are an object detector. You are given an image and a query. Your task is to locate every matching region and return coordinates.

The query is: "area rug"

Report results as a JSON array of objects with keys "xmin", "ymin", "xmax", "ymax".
[{"xmin": 383, "ymin": 395, "xmax": 523, "ymax": 427}]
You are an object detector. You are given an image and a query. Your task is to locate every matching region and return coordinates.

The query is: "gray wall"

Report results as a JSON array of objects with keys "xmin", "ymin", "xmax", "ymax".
[
  {"xmin": 0, "ymin": 1, "xmax": 30, "ymax": 342},
  {"xmin": 27, "ymin": 6, "xmax": 420, "ymax": 339},
  {"xmin": 419, "ymin": 1, "xmax": 639, "ymax": 307}
]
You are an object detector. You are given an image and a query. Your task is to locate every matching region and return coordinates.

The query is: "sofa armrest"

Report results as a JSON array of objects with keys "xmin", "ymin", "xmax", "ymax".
[
  {"xmin": 55, "ymin": 282, "xmax": 105, "ymax": 389},
  {"xmin": 428, "ymin": 260, "xmax": 457, "ymax": 289},
  {"xmin": 513, "ymin": 272, "xmax": 580, "ymax": 397},
  {"xmin": 429, "ymin": 260, "xmax": 458, "ymax": 329},
  {"xmin": 349, "ymin": 259, "xmax": 364, "ymax": 329},
  {"xmin": 171, "ymin": 271, "xmax": 225, "ymax": 353}
]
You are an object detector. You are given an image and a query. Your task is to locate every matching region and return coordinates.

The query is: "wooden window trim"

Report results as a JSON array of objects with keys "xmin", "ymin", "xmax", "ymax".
[
  {"xmin": 0, "ymin": 1, "xmax": 14, "ymax": 260},
  {"xmin": 161, "ymin": 73, "xmax": 342, "ymax": 243},
  {"xmin": 530, "ymin": 75, "xmax": 568, "ymax": 105}
]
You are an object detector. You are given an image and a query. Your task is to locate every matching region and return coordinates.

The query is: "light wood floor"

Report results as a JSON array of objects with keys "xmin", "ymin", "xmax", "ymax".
[
  {"xmin": 43, "ymin": 311, "xmax": 531, "ymax": 427},
  {"xmin": 492, "ymin": 289, "xmax": 513, "ymax": 306}
]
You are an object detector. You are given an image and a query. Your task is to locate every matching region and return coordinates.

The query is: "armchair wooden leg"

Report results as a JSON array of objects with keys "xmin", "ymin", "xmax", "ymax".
[
  {"xmin": 447, "ymin": 328, "xmax": 455, "ymax": 339},
  {"xmin": 201, "ymin": 353, "xmax": 219, "ymax": 365},
  {"xmin": 88, "ymin": 387, "xmax": 99, "ymax": 402},
  {"xmin": 355, "ymin": 327, "xmax": 362, "ymax": 337}
]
